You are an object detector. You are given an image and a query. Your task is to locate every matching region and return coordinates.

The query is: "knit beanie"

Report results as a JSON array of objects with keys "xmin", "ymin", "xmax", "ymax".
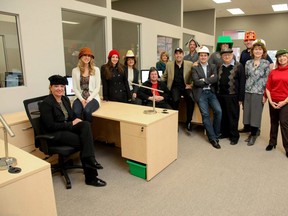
[{"xmin": 108, "ymin": 49, "xmax": 120, "ymax": 59}]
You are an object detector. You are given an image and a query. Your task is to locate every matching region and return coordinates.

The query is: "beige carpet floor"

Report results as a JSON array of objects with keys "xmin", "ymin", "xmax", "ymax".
[{"xmin": 53, "ymin": 120, "xmax": 288, "ymax": 216}]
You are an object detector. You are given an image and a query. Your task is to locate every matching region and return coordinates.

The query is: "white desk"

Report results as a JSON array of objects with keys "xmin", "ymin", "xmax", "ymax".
[
  {"xmin": 92, "ymin": 102, "xmax": 178, "ymax": 181},
  {"xmin": 0, "ymin": 140, "xmax": 57, "ymax": 216}
]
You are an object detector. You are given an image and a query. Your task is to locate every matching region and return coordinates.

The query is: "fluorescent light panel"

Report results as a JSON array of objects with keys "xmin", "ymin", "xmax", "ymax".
[
  {"xmin": 62, "ymin": 20, "xmax": 80, "ymax": 25},
  {"xmin": 213, "ymin": 0, "xmax": 231, "ymax": 3},
  {"xmin": 272, "ymin": 4, "xmax": 288, "ymax": 12},
  {"xmin": 227, "ymin": 8, "xmax": 245, "ymax": 15}
]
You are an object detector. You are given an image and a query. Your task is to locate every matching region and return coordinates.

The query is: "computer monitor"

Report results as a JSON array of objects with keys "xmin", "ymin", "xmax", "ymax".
[
  {"xmin": 140, "ymin": 69, "xmax": 163, "ymax": 83},
  {"xmin": 65, "ymin": 76, "xmax": 75, "ymax": 96},
  {"xmin": 5, "ymin": 72, "xmax": 23, "ymax": 87}
]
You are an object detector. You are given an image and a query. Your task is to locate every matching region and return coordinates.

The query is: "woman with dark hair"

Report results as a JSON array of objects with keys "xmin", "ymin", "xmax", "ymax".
[
  {"xmin": 101, "ymin": 49, "xmax": 131, "ymax": 103},
  {"xmin": 40, "ymin": 75, "xmax": 106, "ymax": 187},
  {"xmin": 137, "ymin": 67, "xmax": 171, "ymax": 109},
  {"xmin": 124, "ymin": 50, "xmax": 141, "ymax": 104},
  {"xmin": 265, "ymin": 49, "xmax": 288, "ymax": 157},
  {"xmin": 72, "ymin": 47, "xmax": 101, "ymax": 122},
  {"xmin": 243, "ymin": 39, "xmax": 270, "ymax": 146}
]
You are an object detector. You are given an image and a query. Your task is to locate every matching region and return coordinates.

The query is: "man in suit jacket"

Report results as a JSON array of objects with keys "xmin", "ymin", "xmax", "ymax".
[
  {"xmin": 192, "ymin": 46, "xmax": 222, "ymax": 149},
  {"xmin": 161, "ymin": 47, "xmax": 194, "ymax": 131}
]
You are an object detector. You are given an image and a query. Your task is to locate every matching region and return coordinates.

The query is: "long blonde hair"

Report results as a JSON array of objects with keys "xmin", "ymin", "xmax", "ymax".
[{"xmin": 77, "ymin": 58, "xmax": 95, "ymax": 75}]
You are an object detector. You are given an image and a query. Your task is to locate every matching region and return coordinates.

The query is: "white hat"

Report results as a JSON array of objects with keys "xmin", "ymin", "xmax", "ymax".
[
  {"xmin": 198, "ymin": 46, "xmax": 210, "ymax": 54},
  {"xmin": 125, "ymin": 50, "xmax": 135, "ymax": 58},
  {"xmin": 252, "ymin": 39, "xmax": 266, "ymax": 47}
]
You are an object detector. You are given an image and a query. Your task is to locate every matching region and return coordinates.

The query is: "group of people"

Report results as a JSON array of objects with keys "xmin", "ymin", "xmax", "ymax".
[
  {"xmin": 182, "ymin": 32, "xmax": 288, "ymax": 156},
  {"xmin": 39, "ymin": 31, "xmax": 288, "ymax": 187}
]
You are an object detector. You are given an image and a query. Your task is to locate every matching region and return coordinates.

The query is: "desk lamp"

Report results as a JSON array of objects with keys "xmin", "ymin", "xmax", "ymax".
[
  {"xmin": 0, "ymin": 114, "xmax": 17, "ymax": 170},
  {"xmin": 130, "ymin": 82, "xmax": 164, "ymax": 114}
]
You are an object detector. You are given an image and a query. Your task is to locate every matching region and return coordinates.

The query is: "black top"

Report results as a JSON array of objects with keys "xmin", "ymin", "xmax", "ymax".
[
  {"xmin": 137, "ymin": 80, "xmax": 170, "ymax": 103},
  {"xmin": 172, "ymin": 62, "xmax": 185, "ymax": 90},
  {"xmin": 124, "ymin": 66, "xmax": 140, "ymax": 93},
  {"xmin": 101, "ymin": 65, "xmax": 131, "ymax": 102},
  {"xmin": 39, "ymin": 94, "xmax": 75, "ymax": 133}
]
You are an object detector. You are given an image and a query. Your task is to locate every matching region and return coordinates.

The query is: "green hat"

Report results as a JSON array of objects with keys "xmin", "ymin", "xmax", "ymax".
[
  {"xmin": 275, "ymin": 49, "xmax": 288, "ymax": 58},
  {"xmin": 216, "ymin": 36, "xmax": 233, "ymax": 52}
]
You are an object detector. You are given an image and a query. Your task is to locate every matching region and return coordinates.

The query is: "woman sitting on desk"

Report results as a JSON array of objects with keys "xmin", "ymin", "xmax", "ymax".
[
  {"xmin": 138, "ymin": 67, "xmax": 171, "ymax": 109},
  {"xmin": 40, "ymin": 75, "xmax": 106, "ymax": 187},
  {"xmin": 72, "ymin": 47, "xmax": 101, "ymax": 122}
]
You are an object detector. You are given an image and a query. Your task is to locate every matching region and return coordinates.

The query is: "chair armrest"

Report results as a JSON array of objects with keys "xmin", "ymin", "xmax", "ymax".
[{"xmin": 35, "ymin": 134, "xmax": 55, "ymax": 140}]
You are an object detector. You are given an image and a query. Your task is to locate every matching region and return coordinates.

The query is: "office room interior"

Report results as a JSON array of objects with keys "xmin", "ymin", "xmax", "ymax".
[{"xmin": 1, "ymin": 0, "xmax": 288, "ymax": 215}]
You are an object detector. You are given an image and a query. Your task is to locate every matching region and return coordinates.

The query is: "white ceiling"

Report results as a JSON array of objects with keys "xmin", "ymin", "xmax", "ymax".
[{"xmin": 183, "ymin": 0, "xmax": 288, "ymax": 18}]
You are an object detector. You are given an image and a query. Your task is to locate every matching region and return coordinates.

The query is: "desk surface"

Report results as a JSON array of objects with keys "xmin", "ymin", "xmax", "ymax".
[
  {"xmin": 93, "ymin": 102, "xmax": 178, "ymax": 126},
  {"xmin": 0, "ymin": 140, "xmax": 50, "ymax": 187}
]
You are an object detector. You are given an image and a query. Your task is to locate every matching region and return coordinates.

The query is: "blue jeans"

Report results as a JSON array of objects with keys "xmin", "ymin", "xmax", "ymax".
[
  {"xmin": 72, "ymin": 98, "xmax": 99, "ymax": 122},
  {"xmin": 198, "ymin": 90, "xmax": 222, "ymax": 141}
]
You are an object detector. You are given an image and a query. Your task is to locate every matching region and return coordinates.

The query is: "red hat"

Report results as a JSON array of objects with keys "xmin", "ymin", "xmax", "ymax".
[
  {"xmin": 78, "ymin": 47, "xmax": 94, "ymax": 59},
  {"xmin": 108, "ymin": 49, "xmax": 120, "ymax": 59}
]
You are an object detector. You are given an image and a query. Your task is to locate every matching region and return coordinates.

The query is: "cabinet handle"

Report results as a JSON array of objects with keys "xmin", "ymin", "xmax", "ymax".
[
  {"xmin": 22, "ymin": 126, "xmax": 32, "ymax": 131},
  {"xmin": 141, "ymin": 127, "xmax": 144, "ymax": 132}
]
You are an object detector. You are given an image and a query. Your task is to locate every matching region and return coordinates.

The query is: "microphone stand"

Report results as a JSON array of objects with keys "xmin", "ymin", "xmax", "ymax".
[
  {"xmin": 131, "ymin": 82, "xmax": 164, "ymax": 114},
  {"xmin": 0, "ymin": 114, "xmax": 17, "ymax": 170}
]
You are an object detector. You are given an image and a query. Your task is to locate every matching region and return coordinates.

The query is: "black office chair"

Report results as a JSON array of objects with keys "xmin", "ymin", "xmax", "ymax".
[{"xmin": 23, "ymin": 95, "xmax": 82, "ymax": 189}]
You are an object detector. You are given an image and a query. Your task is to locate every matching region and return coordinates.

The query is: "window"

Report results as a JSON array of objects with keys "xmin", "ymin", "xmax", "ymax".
[
  {"xmin": 112, "ymin": 19, "xmax": 141, "ymax": 69},
  {"xmin": 223, "ymin": 30, "xmax": 245, "ymax": 40},
  {"xmin": 0, "ymin": 13, "xmax": 23, "ymax": 88},
  {"xmin": 157, "ymin": 36, "xmax": 179, "ymax": 61},
  {"xmin": 61, "ymin": 10, "xmax": 106, "ymax": 76}
]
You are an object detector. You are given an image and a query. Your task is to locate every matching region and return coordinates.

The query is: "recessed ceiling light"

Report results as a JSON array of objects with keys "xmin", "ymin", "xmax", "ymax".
[
  {"xmin": 227, "ymin": 8, "xmax": 245, "ymax": 15},
  {"xmin": 272, "ymin": 4, "xmax": 288, "ymax": 12},
  {"xmin": 62, "ymin": 21, "xmax": 80, "ymax": 25},
  {"xmin": 213, "ymin": 0, "xmax": 231, "ymax": 3}
]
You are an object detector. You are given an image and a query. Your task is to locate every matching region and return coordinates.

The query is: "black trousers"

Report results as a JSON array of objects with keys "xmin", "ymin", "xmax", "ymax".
[
  {"xmin": 170, "ymin": 88, "xmax": 194, "ymax": 123},
  {"xmin": 49, "ymin": 121, "xmax": 95, "ymax": 159},
  {"xmin": 218, "ymin": 94, "xmax": 240, "ymax": 142},
  {"xmin": 269, "ymin": 103, "xmax": 288, "ymax": 153},
  {"xmin": 48, "ymin": 121, "xmax": 98, "ymax": 177}
]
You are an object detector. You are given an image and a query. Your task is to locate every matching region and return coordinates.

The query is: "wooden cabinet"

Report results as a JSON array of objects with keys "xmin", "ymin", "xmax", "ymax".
[
  {"xmin": 0, "ymin": 112, "xmax": 48, "ymax": 159},
  {"xmin": 0, "ymin": 121, "xmax": 33, "ymax": 149},
  {"xmin": 0, "ymin": 142, "xmax": 57, "ymax": 216},
  {"xmin": 92, "ymin": 102, "xmax": 178, "ymax": 181},
  {"xmin": 120, "ymin": 123, "xmax": 147, "ymax": 163}
]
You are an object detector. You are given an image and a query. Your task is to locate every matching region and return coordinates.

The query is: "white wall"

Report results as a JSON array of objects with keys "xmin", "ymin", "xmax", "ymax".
[
  {"xmin": 0, "ymin": 0, "xmax": 214, "ymax": 114},
  {"xmin": 0, "ymin": 0, "xmax": 65, "ymax": 113}
]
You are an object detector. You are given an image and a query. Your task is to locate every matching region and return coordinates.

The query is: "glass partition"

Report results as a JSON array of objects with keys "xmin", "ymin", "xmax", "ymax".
[
  {"xmin": 157, "ymin": 35, "xmax": 179, "ymax": 61},
  {"xmin": 62, "ymin": 10, "xmax": 106, "ymax": 75},
  {"xmin": 112, "ymin": 19, "xmax": 141, "ymax": 69},
  {"xmin": 0, "ymin": 13, "xmax": 23, "ymax": 88}
]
